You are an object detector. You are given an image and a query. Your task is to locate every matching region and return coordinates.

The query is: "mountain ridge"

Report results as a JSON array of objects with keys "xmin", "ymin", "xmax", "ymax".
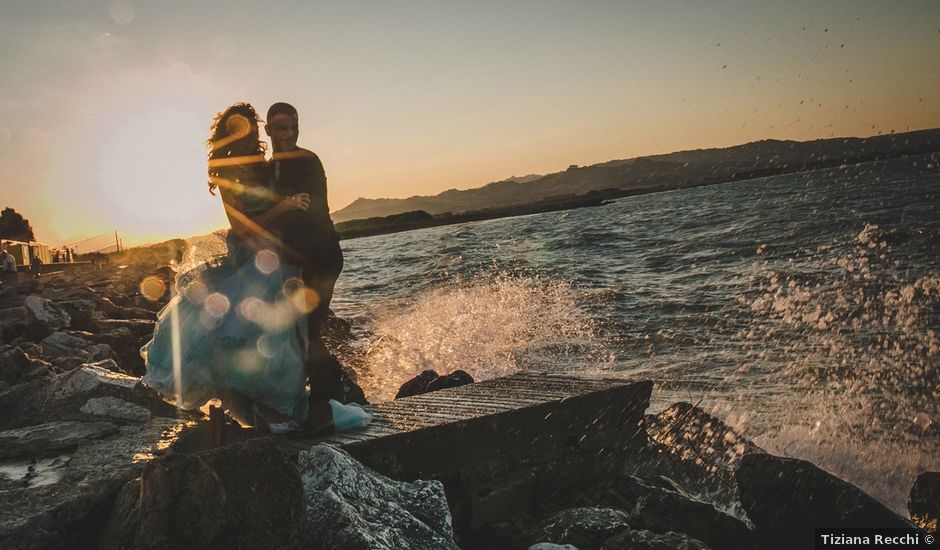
[{"xmin": 332, "ymin": 129, "xmax": 940, "ymax": 222}]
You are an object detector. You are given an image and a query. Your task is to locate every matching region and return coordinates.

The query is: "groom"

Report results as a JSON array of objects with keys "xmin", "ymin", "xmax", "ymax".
[{"xmin": 264, "ymin": 102, "xmax": 365, "ymax": 429}]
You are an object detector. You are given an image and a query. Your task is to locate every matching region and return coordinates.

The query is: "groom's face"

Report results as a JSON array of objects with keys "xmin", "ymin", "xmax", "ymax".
[{"xmin": 266, "ymin": 113, "xmax": 299, "ymax": 152}]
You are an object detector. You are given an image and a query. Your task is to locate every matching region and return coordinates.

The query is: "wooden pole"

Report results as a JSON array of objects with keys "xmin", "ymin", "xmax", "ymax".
[{"xmin": 209, "ymin": 404, "xmax": 225, "ymax": 448}]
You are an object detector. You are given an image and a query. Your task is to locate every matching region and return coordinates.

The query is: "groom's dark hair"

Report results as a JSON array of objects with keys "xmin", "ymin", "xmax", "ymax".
[{"xmin": 267, "ymin": 102, "xmax": 298, "ymax": 121}]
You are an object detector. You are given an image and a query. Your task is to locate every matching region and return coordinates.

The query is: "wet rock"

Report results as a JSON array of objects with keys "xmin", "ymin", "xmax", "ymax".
[
  {"xmin": 81, "ymin": 397, "xmax": 152, "ymax": 423},
  {"xmin": 298, "ymin": 444, "xmax": 458, "ymax": 549},
  {"xmin": 396, "ymin": 369, "xmax": 475, "ymax": 399},
  {"xmin": 426, "ymin": 369, "xmax": 474, "ymax": 392},
  {"xmin": 122, "ymin": 438, "xmax": 304, "ymax": 550},
  {"xmin": 24, "ymin": 296, "xmax": 71, "ymax": 335},
  {"xmin": 40, "ymin": 331, "xmax": 93, "ymax": 359},
  {"xmin": 909, "ymin": 471, "xmax": 939, "ymax": 534},
  {"xmin": 0, "ymin": 420, "xmax": 118, "ymax": 459},
  {"xmin": 600, "ymin": 528, "xmax": 711, "ymax": 550},
  {"xmin": 0, "ymin": 347, "xmax": 33, "ymax": 385},
  {"xmin": 736, "ymin": 453, "xmax": 914, "ymax": 548},
  {"xmin": 396, "ymin": 369, "xmax": 440, "ymax": 398},
  {"xmin": 646, "ymin": 402, "xmax": 763, "ymax": 489},
  {"xmin": 528, "ymin": 507, "xmax": 632, "ymax": 549}
]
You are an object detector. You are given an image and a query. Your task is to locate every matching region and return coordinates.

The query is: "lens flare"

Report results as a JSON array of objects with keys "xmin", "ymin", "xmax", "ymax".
[
  {"xmin": 237, "ymin": 297, "xmax": 267, "ymax": 324},
  {"xmin": 255, "ymin": 250, "xmax": 279, "ymax": 274},
  {"xmin": 256, "ymin": 334, "xmax": 277, "ymax": 358},
  {"xmin": 139, "ymin": 276, "xmax": 167, "ymax": 302},
  {"xmin": 204, "ymin": 292, "xmax": 231, "ymax": 318}
]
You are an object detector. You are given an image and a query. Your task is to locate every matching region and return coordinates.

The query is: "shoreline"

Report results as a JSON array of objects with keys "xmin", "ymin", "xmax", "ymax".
[{"xmin": 334, "ymin": 150, "xmax": 939, "ymax": 241}]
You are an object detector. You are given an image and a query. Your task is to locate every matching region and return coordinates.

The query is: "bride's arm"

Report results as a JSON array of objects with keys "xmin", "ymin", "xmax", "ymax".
[{"xmin": 221, "ymin": 188, "xmax": 310, "ymax": 237}]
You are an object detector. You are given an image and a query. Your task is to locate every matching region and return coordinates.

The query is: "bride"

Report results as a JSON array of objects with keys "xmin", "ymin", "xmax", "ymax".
[{"xmin": 142, "ymin": 102, "xmax": 369, "ymax": 433}]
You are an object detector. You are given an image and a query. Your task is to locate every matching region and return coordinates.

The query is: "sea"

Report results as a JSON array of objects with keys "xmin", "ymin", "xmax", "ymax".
[{"xmin": 330, "ymin": 153, "xmax": 939, "ymax": 515}]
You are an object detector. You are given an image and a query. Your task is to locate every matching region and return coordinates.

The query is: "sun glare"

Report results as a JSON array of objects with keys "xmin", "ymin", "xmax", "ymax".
[{"xmin": 93, "ymin": 104, "xmax": 217, "ymax": 239}]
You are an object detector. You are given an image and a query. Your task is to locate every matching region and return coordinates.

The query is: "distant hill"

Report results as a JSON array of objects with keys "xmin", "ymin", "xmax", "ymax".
[{"xmin": 332, "ymin": 129, "xmax": 940, "ymax": 222}]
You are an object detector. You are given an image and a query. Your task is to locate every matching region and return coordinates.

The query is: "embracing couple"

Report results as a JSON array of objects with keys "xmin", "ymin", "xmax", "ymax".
[{"xmin": 141, "ymin": 102, "xmax": 369, "ymax": 435}]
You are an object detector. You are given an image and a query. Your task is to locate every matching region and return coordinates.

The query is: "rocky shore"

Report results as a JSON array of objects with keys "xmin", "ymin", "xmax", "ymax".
[{"xmin": 0, "ymin": 264, "xmax": 935, "ymax": 549}]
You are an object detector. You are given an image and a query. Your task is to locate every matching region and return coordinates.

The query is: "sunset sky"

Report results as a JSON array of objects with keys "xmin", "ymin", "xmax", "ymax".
[{"xmin": 1, "ymin": 0, "xmax": 938, "ymax": 248}]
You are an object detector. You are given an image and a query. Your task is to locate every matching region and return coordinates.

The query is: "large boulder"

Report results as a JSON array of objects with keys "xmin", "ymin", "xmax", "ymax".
[
  {"xmin": 736, "ymin": 453, "xmax": 914, "ymax": 548},
  {"xmin": 298, "ymin": 444, "xmax": 459, "ymax": 550},
  {"xmin": 105, "ymin": 438, "xmax": 304, "ymax": 550},
  {"xmin": 909, "ymin": 471, "xmax": 939, "ymax": 534}
]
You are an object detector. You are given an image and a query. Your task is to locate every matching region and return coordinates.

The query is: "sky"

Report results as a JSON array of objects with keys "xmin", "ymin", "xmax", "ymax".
[{"xmin": 0, "ymin": 0, "xmax": 938, "ymax": 248}]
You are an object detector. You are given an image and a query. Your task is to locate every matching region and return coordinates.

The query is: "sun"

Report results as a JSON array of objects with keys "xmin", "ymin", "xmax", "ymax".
[{"xmin": 92, "ymin": 103, "xmax": 221, "ymax": 241}]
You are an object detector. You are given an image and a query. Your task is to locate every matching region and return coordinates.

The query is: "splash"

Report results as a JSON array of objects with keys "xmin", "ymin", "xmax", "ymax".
[
  {"xmin": 731, "ymin": 223, "xmax": 939, "ymax": 513},
  {"xmin": 354, "ymin": 273, "xmax": 606, "ymax": 401}
]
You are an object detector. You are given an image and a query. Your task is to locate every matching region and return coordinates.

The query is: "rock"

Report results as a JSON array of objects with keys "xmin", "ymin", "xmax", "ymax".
[
  {"xmin": 0, "ymin": 420, "xmax": 118, "ymax": 459},
  {"xmin": 24, "ymin": 295, "xmax": 71, "ymax": 335},
  {"xmin": 565, "ymin": 474, "xmax": 753, "ymax": 550},
  {"xmin": 81, "ymin": 397, "xmax": 152, "ymax": 423},
  {"xmin": 0, "ymin": 347, "xmax": 33, "ymax": 385},
  {"xmin": 426, "ymin": 369, "xmax": 474, "ymax": 392},
  {"xmin": 396, "ymin": 369, "xmax": 440, "ymax": 398},
  {"xmin": 0, "ymin": 419, "xmax": 186, "ymax": 550},
  {"xmin": 736, "ymin": 453, "xmax": 914, "ymax": 548},
  {"xmin": 125, "ymin": 438, "xmax": 304, "ymax": 550},
  {"xmin": 134, "ymin": 453, "xmax": 227, "ymax": 549},
  {"xmin": 86, "ymin": 327, "xmax": 145, "ymax": 375},
  {"xmin": 40, "ymin": 331, "xmax": 93, "ymax": 359},
  {"xmin": 94, "ymin": 319, "xmax": 155, "ymax": 337},
  {"xmin": 56, "ymin": 299, "xmax": 97, "ymax": 330},
  {"xmin": 528, "ymin": 507, "xmax": 632, "ymax": 550},
  {"xmin": 111, "ymin": 306, "xmax": 156, "ymax": 320},
  {"xmin": 600, "ymin": 528, "xmax": 711, "ymax": 550},
  {"xmin": 909, "ymin": 471, "xmax": 939, "ymax": 534},
  {"xmin": 98, "ymin": 478, "xmax": 140, "ymax": 550},
  {"xmin": 298, "ymin": 444, "xmax": 458, "ymax": 549},
  {"xmin": 52, "ymin": 362, "xmax": 139, "ymax": 401},
  {"xmin": 0, "ymin": 307, "xmax": 27, "ymax": 343},
  {"xmin": 529, "ymin": 544, "xmax": 579, "ymax": 550},
  {"xmin": 85, "ymin": 343, "xmax": 116, "ymax": 362},
  {"xmin": 646, "ymin": 402, "xmax": 764, "ymax": 489},
  {"xmin": 396, "ymin": 370, "xmax": 475, "ymax": 399},
  {"xmin": 52, "ymin": 355, "xmax": 87, "ymax": 371}
]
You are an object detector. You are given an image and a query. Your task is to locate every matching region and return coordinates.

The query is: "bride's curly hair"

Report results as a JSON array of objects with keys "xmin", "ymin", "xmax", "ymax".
[{"xmin": 206, "ymin": 102, "xmax": 267, "ymax": 195}]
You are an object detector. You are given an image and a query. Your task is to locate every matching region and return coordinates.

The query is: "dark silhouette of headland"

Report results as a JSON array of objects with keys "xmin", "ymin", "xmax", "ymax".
[{"xmin": 331, "ymin": 128, "xmax": 940, "ymax": 239}]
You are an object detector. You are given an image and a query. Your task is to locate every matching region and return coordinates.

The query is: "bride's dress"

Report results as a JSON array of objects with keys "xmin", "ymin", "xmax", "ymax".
[{"xmin": 142, "ymin": 229, "xmax": 312, "ymax": 424}]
